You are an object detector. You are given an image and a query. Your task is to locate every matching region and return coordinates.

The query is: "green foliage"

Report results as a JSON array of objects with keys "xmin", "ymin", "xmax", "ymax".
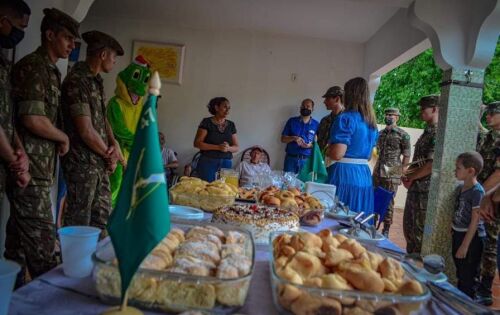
[{"xmin": 374, "ymin": 39, "xmax": 499, "ymax": 129}]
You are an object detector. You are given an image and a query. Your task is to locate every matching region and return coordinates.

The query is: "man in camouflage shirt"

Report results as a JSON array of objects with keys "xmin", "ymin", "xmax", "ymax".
[
  {"xmin": 475, "ymin": 101, "xmax": 500, "ymax": 306},
  {"xmin": 0, "ymin": 0, "xmax": 31, "ymax": 202},
  {"xmin": 61, "ymin": 30, "xmax": 124, "ymax": 232},
  {"xmin": 5, "ymin": 8, "xmax": 79, "ymax": 286},
  {"xmin": 402, "ymin": 95, "xmax": 439, "ymax": 254},
  {"xmin": 317, "ymin": 86, "xmax": 344, "ymax": 154},
  {"xmin": 373, "ymin": 108, "xmax": 411, "ymax": 237}
]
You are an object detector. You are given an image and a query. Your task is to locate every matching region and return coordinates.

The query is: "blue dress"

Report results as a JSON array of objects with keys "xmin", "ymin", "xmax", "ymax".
[{"xmin": 328, "ymin": 111, "xmax": 378, "ymax": 215}]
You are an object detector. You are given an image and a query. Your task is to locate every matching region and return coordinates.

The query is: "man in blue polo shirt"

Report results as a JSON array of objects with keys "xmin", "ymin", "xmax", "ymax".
[{"xmin": 281, "ymin": 98, "xmax": 319, "ymax": 173}]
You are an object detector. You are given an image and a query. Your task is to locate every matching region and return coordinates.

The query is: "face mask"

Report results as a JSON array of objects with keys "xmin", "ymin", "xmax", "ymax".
[
  {"xmin": 385, "ymin": 117, "xmax": 395, "ymax": 125},
  {"xmin": 0, "ymin": 21, "xmax": 24, "ymax": 49},
  {"xmin": 300, "ymin": 108, "xmax": 312, "ymax": 117}
]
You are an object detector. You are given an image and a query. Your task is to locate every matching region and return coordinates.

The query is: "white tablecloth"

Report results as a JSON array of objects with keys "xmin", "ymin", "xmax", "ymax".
[{"xmin": 8, "ymin": 216, "xmax": 465, "ymax": 315}]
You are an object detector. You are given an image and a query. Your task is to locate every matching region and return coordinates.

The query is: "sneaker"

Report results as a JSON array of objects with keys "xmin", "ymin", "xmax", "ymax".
[
  {"xmin": 474, "ymin": 294, "xmax": 493, "ymax": 306},
  {"xmin": 382, "ymin": 229, "xmax": 389, "ymax": 238}
]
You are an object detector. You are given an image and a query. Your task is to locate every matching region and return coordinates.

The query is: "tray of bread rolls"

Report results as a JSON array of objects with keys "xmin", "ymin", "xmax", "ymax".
[
  {"xmin": 169, "ymin": 177, "xmax": 237, "ymax": 212},
  {"xmin": 258, "ymin": 186, "xmax": 325, "ymax": 226},
  {"xmin": 93, "ymin": 220, "xmax": 255, "ymax": 314},
  {"xmin": 270, "ymin": 230, "xmax": 431, "ymax": 315}
]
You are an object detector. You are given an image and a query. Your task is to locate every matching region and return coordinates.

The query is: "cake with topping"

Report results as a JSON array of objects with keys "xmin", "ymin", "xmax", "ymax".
[{"xmin": 211, "ymin": 204, "xmax": 300, "ymax": 244}]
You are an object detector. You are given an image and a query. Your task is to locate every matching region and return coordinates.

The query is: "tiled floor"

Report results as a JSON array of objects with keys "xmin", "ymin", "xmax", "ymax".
[{"xmin": 388, "ymin": 208, "xmax": 500, "ymax": 310}]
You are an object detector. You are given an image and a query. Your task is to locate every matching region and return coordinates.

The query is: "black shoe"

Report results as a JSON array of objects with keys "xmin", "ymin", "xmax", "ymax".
[{"xmin": 474, "ymin": 294, "xmax": 493, "ymax": 306}]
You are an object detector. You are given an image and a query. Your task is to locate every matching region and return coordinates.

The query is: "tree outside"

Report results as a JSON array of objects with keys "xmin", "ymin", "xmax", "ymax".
[{"xmin": 374, "ymin": 39, "xmax": 500, "ymax": 129}]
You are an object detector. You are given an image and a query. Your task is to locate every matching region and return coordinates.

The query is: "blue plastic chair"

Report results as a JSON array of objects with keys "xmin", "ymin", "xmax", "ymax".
[{"xmin": 373, "ymin": 186, "xmax": 395, "ymax": 228}]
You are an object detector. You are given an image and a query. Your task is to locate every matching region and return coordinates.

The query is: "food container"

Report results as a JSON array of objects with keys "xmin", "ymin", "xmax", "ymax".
[
  {"xmin": 170, "ymin": 191, "xmax": 236, "ymax": 212},
  {"xmin": 269, "ymin": 231, "xmax": 431, "ymax": 315},
  {"xmin": 93, "ymin": 221, "xmax": 255, "ymax": 314},
  {"xmin": 217, "ymin": 168, "xmax": 240, "ymax": 188}
]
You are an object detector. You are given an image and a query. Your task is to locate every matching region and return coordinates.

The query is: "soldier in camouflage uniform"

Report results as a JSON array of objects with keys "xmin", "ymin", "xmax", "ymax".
[
  {"xmin": 475, "ymin": 101, "xmax": 500, "ymax": 306},
  {"xmin": 318, "ymin": 86, "xmax": 344, "ymax": 153},
  {"xmin": 0, "ymin": 1, "xmax": 31, "ymax": 203},
  {"xmin": 373, "ymin": 108, "xmax": 411, "ymax": 237},
  {"xmin": 61, "ymin": 30, "xmax": 124, "ymax": 232},
  {"xmin": 4, "ymin": 8, "xmax": 79, "ymax": 286},
  {"xmin": 402, "ymin": 95, "xmax": 439, "ymax": 254}
]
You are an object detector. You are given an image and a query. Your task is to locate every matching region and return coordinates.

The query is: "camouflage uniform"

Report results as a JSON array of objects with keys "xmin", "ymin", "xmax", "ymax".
[
  {"xmin": 402, "ymin": 95, "xmax": 439, "ymax": 254},
  {"xmin": 4, "ymin": 46, "xmax": 61, "ymax": 280},
  {"xmin": 476, "ymin": 109, "xmax": 500, "ymax": 300},
  {"xmin": 4, "ymin": 8, "xmax": 80, "ymax": 283},
  {"xmin": 0, "ymin": 53, "xmax": 14, "ymax": 203},
  {"xmin": 317, "ymin": 112, "xmax": 341, "ymax": 152},
  {"xmin": 61, "ymin": 61, "xmax": 111, "ymax": 230},
  {"xmin": 373, "ymin": 121, "xmax": 411, "ymax": 231}
]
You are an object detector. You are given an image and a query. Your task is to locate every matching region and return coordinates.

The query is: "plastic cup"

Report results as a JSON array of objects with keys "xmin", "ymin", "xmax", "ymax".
[
  {"xmin": 0, "ymin": 259, "xmax": 20, "ymax": 315},
  {"xmin": 58, "ymin": 226, "xmax": 101, "ymax": 278}
]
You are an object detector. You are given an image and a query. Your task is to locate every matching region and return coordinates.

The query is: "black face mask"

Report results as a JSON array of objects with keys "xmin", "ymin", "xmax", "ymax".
[
  {"xmin": 0, "ymin": 21, "xmax": 24, "ymax": 49},
  {"xmin": 300, "ymin": 108, "xmax": 312, "ymax": 117},
  {"xmin": 385, "ymin": 117, "xmax": 395, "ymax": 125}
]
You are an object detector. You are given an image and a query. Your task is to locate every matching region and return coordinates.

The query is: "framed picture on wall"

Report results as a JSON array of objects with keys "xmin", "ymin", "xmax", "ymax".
[{"xmin": 132, "ymin": 40, "xmax": 186, "ymax": 85}]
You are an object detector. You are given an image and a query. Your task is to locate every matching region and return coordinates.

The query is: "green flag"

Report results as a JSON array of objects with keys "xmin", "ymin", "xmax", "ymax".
[
  {"xmin": 298, "ymin": 141, "xmax": 328, "ymax": 183},
  {"xmin": 107, "ymin": 72, "xmax": 170, "ymax": 300}
]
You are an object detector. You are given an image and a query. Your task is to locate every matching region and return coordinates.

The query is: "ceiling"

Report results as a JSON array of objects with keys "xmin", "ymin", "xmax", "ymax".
[{"xmin": 87, "ymin": 0, "xmax": 412, "ymax": 43}]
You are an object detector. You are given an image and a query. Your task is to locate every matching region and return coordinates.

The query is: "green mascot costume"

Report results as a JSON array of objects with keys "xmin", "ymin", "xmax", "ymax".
[{"xmin": 107, "ymin": 55, "xmax": 151, "ymax": 206}]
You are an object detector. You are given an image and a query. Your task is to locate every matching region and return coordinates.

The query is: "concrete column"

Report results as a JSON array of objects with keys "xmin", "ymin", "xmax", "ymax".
[{"xmin": 408, "ymin": 0, "xmax": 499, "ymax": 278}]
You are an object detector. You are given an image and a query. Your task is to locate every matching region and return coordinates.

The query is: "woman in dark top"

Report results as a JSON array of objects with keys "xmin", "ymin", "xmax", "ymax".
[{"xmin": 194, "ymin": 97, "xmax": 239, "ymax": 182}]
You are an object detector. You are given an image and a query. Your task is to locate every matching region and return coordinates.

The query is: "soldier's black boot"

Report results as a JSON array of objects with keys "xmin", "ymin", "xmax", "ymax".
[{"xmin": 474, "ymin": 276, "xmax": 493, "ymax": 306}]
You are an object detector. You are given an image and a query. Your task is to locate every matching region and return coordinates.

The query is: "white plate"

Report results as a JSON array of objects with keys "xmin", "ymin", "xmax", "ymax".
[
  {"xmin": 326, "ymin": 210, "xmax": 358, "ymax": 220},
  {"xmin": 402, "ymin": 262, "xmax": 448, "ymax": 283},
  {"xmin": 338, "ymin": 228, "xmax": 385, "ymax": 244},
  {"xmin": 169, "ymin": 205, "xmax": 204, "ymax": 220}
]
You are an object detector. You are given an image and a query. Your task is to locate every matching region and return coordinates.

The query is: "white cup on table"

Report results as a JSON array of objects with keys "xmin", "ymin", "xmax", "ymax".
[
  {"xmin": 58, "ymin": 226, "xmax": 101, "ymax": 278},
  {"xmin": 0, "ymin": 259, "xmax": 20, "ymax": 315}
]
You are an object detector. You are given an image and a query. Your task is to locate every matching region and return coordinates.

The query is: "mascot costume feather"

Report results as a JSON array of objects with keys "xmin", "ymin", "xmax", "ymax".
[{"xmin": 107, "ymin": 55, "xmax": 151, "ymax": 206}]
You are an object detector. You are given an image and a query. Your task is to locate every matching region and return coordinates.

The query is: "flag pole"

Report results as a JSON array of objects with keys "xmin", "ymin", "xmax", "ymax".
[{"xmin": 101, "ymin": 72, "xmax": 163, "ymax": 315}]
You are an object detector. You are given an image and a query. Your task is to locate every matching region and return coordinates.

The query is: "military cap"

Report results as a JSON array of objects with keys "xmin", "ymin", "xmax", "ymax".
[
  {"xmin": 322, "ymin": 86, "xmax": 344, "ymax": 98},
  {"xmin": 43, "ymin": 8, "xmax": 80, "ymax": 38},
  {"xmin": 82, "ymin": 30, "xmax": 124, "ymax": 56},
  {"xmin": 419, "ymin": 95, "xmax": 440, "ymax": 108},
  {"xmin": 486, "ymin": 101, "xmax": 500, "ymax": 114},
  {"xmin": 384, "ymin": 108, "xmax": 400, "ymax": 116}
]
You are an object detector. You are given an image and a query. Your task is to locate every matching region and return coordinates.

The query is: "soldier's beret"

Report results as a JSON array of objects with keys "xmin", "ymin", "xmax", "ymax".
[
  {"xmin": 384, "ymin": 108, "xmax": 400, "ymax": 116},
  {"xmin": 42, "ymin": 8, "xmax": 80, "ymax": 38},
  {"xmin": 486, "ymin": 101, "xmax": 500, "ymax": 114},
  {"xmin": 419, "ymin": 95, "xmax": 440, "ymax": 108},
  {"xmin": 322, "ymin": 86, "xmax": 344, "ymax": 98},
  {"xmin": 82, "ymin": 30, "xmax": 124, "ymax": 56}
]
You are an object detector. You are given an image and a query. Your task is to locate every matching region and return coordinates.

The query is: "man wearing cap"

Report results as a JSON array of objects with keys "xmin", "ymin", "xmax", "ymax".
[
  {"xmin": 402, "ymin": 95, "xmax": 439, "ymax": 254},
  {"xmin": 61, "ymin": 30, "xmax": 124, "ymax": 231},
  {"xmin": 0, "ymin": 0, "xmax": 31, "ymax": 205},
  {"xmin": 281, "ymin": 98, "xmax": 319, "ymax": 173},
  {"xmin": 373, "ymin": 108, "xmax": 411, "ymax": 237},
  {"xmin": 237, "ymin": 146, "xmax": 271, "ymax": 186},
  {"xmin": 5, "ymin": 7, "xmax": 79, "ymax": 285},
  {"xmin": 475, "ymin": 100, "xmax": 500, "ymax": 305},
  {"xmin": 317, "ymin": 86, "xmax": 344, "ymax": 153}
]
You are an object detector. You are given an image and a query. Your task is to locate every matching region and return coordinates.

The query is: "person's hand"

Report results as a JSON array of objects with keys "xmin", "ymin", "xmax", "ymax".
[
  {"xmin": 15, "ymin": 171, "xmax": 31, "ymax": 188},
  {"xmin": 9, "ymin": 149, "xmax": 29, "ymax": 173},
  {"xmin": 295, "ymin": 137, "xmax": 305, "ymax": 147},
  {"xmin": 106, "ymin": 160, "xmax": 117, "ymax": 173},
  {"xmin": 219, "ymin": 142, "xmax": 229, "ymax": 152},
  {"xmin": 107, "ymin": 143, "xmax": 125, "ymax": 166},
  {"xmin": 455, "ymin": 244, "xmax": 468, "ymax": 259},
  {"xmin": 479, "ymin": 196, "xmax": 496, "ymax": 222},
  {"xmin": 58, "ymin": 135, "xmax": 70, "ymax": 156},
  {"xmin": 402, "ymin": 176, "xmax": 413, "ymax": 189}
]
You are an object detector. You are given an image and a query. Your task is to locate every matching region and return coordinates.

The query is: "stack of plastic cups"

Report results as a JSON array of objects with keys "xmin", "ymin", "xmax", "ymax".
[
  {"xmin": 58, "ymin": 226, "xmax": 101, "ymax": 278},
  {"xmin": 0, "ymin": 259, "xmax": 20, "ymax": 315}
]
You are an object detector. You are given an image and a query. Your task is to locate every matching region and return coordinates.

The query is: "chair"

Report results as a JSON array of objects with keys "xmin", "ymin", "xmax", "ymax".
[
  {"xmin": 189, "ymin": 151, "xmax": 202, "ymax": 177},
  {"xmin": 240, "ymin": 146, "xmax": 271, "ymax": 165},
  {"xmin": 373, "ymin": 186, "xmax": 395, "ymax": 229},
  {"xmin": 167, "ymin": 152, "xmax": 179, "ymax": 188}
]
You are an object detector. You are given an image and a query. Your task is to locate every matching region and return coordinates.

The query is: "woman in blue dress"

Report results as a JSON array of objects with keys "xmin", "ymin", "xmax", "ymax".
[{"xmin": 326, "ymin": 77, "xmax": 378, "ymax": 216}]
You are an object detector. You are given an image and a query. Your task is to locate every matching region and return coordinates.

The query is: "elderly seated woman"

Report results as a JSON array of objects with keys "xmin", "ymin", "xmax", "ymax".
[{"xmin": 237, "ymin": 146, "xmax": 271, "ymax": 187}]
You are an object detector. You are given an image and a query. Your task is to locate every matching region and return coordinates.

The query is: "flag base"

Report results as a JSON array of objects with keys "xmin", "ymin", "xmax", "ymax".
[{"xmin": 102, "ymin": 306, "xmax": 143, "ymax": 315}]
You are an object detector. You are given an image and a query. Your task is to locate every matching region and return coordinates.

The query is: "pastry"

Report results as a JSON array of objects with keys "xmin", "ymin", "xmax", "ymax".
[
  {"xmin": 289, "ymin": 232, "xmax": 323, "ymax": 252},
  {"xmin": 290, "ymin": 293, "xmax": 342, "ymax": 315},
  {"xmin": 337, "ymin": 262, "xmax": 385, "ymax": 293},
  {"xmin": 338, "ymin": 239, "xmax": 366, "ymax": 258},
  {"xmin": 278, "ymin": 284, "xmax": 303, "ymax": 307},
  {"xmin": 324, "ymin": 248, "xmax": 354, "ymax": 267},
  {"xmin": 155, "ymin": 280, "xmax": 216, "ymax": 310},
  {"xmin": 397, "ymin": 280, "xmax": 424, "ymax": 296},
  {"xmin": 286, "ymin": 251, "xmax": 326, "ymax": 279}
]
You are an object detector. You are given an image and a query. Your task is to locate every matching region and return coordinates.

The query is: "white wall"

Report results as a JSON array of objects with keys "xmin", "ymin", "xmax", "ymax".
[{"xmin": 80, "ymin": 16, "xmax": 365, "ymax": 170}]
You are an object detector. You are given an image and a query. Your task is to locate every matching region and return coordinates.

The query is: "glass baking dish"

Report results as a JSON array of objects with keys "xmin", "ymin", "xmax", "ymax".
[
  {"xmin": 268, "ymin": 231, "xmax": 431, "ymax": 315},
  {"xmin": 170, "ymin": 191, "xmax": 236, "ymax": 212},
  {"xmin": 93, "ymin": 220, "xmax": 255, "ymax": 314}
]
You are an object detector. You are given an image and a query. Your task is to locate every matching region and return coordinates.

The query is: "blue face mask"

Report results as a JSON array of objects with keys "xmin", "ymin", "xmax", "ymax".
[{"xmin": 0, "ymin": 20, "xmax": 24, "ymax": 49}]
